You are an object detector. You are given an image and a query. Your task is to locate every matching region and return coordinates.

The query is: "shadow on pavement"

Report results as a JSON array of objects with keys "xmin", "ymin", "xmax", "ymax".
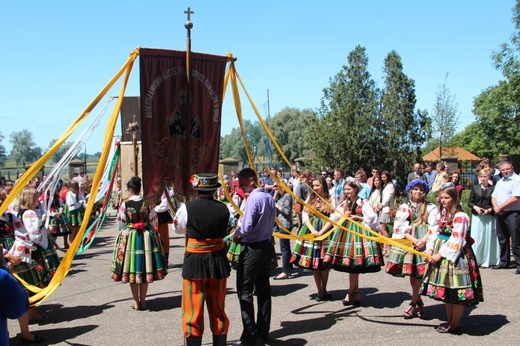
[
  {"xmin": 37, "ymin": 303, "xmax": 114, "ymax": 323},
  {"xmin": 271, "ymin": 283, "xmax": 308, "ymax": 297},
  {"xmin": 270, "ymin": 304, "xmax": 358, "ymax": 341},
  {"xmin": 9, "ymin": 325, "xmax": 99, "ymax": 346}
]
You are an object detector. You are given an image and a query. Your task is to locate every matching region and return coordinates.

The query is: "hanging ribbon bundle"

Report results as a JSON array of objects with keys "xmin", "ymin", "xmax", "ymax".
[{"xmin": 218, "ymin": 60, "xmax": 428, "ymax": 259}]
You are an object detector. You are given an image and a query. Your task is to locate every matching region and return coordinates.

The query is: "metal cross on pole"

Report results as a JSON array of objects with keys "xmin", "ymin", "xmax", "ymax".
[
  {"xmin": 184, "ymin": 7, "xmax": 194, "ymax": 202},
  {"xmin": 184, "ymin": 7, "xmax": 194, "ymax": 21}
]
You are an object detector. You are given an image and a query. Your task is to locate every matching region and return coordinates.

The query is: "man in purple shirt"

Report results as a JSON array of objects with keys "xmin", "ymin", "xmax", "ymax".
[{"xmin": 234, "ymin": 168, "xmax": 276, "ymax": 345}]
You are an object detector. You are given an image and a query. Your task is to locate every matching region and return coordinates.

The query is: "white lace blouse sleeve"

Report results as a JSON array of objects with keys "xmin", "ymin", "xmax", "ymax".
[
  {"xmin": 23, "ymin": 210, "xmax": 48, "ymax": 249},
  {"xmin": 301, "ymin": 198, "xmax": 312, "ymax": 223},
  {"xmin": 391, "ymin": 204, "xmax": 411, "ymax": 239},
  {"xmin": 361, "ymin": 201, "xmax": 379, "ymax": 230},
  {"xmin": 172, "ymin": 204, "xmax": 187, "ymax": 234},
  {"xmin": 439, "ymin": 212, "xmax": 469, "ymax": 262}
]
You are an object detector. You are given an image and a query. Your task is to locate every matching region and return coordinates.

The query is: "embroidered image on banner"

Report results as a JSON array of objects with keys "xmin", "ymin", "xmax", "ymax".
[{"xmin": 139, "ymin": 49, "xmax": 228, "ymax": 199}]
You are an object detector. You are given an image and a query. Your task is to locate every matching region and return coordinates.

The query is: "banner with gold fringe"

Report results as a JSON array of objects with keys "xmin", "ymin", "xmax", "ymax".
[{"xmin": 139, "ymin": 48, "xmax": 229, "ymax": 200}]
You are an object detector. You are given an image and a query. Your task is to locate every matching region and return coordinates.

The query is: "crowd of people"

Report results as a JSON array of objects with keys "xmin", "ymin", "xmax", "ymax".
[
  {"xmin": 0, "ymin": 170, "xmax": 103, "ymax": 344},
  {"xmin": 210, "ymin": 158, "xmax": 517, "ymax": 340},
  {"xmin": 3, "ymin": 157, "xmax": 518, "ymax": 344}
]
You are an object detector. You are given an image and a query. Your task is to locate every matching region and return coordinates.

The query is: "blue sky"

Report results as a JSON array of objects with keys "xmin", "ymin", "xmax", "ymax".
[{"xmin": 0, "ymin": 0, "xmax": 515, "ymax": 154}]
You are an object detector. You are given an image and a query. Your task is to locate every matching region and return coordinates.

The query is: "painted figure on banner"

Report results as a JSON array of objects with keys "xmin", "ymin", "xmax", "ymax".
[{"xmin": 168, "ymin": 86, "xmax": 203, "ymax": 139}]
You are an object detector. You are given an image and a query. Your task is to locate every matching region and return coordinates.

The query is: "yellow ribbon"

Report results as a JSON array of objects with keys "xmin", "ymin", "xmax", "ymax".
[
  {"xmin": 221, "ymin": 62, "xmax": 428, "ymax": 259},
  {"xmin": 9, "ymin": 49, "xmax": 139, "ymax": 305}
]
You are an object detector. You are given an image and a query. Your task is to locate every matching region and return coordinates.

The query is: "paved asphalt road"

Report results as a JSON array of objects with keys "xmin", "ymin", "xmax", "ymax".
[{"xmin": 7, "ymin": 212, "xmax": 519, "ymax": 345}]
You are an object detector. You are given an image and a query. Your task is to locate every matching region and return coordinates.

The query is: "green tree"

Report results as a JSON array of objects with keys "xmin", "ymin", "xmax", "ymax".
[
  {"xmin": 379, "ymin": 51, "xmax": 429, "ymax": 182},
  {"xmin": 466, "ymin": 1, "xmax": 520, "ymax": 160},
  {"xmin": 450, "ymin": 122, "xmax": 494, "ymax": 159},
  {"xmin": 9, "ymin": 129, "xmax": 36, "ymax": 167},
  {"xmin": 310, "ymin": 45, "xmax": 380, "ymax": 174},
  {"xmin": 27, "ymin": 147, "xmax": 42, "ymax": 163},
  {"xmin": 0, "ymin": 132, "xmax": 7, "ymax": 167},
  {"xmin": 471, "ymin": 0, "xmax": 520, "ymax": 158},
  {"xmin": 473, "ymin": 81, "xmax": 520, "ymax": 157},
  {"xmin": 220, "ymin": 120, "xmax": 263, "ymax": 166},
  {"xmin": 492, "ymin": 0, "xmax": 520, "ymax": 79},
  {"xmin": 48, "ymin": 139, "xmax": 75, "ymax": 163},
  {"xmin": 431, "ymin": 73, "xmax": 460, "ymax": 158},
  {"xmin": 268, "ymin": 107, "xmax": 315, "ymax": 168}
]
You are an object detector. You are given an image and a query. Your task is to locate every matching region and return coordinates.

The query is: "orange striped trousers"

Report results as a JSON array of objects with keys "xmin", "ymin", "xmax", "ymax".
[{"xmin": 182, "ymin": 278, "xmax": 229, "ymax": 338}]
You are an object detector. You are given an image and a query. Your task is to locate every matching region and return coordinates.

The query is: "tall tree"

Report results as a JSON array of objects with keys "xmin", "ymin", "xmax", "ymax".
[
  {"xmin": 473, "ymin": 82, "xmax": 520, "ymax": 157},
  {"xmin": 9, "ymin": 129, "xmax": 36, "ymax": 167},
  {"xmin": 220, "ymin": 120, "xmax": 264, "ymax": 167},
  {"xmin": 0, "ymin": 132, "xmax": 7, "ymax": 167},
  {"xmin": 492, "ymin": 0, "xmax": 520, "ymax": 79},
  {"xmin": 468, "ymin": 0, "xmax": 520, "ymax": 161},
  {"xmin": 48, "ymin": 139, "xmax": 75, "ymax": 163},
  {"xmin": 379, "ymin": 51, "xmax": 428, "ymax": 182},
  {"xmin": 268, "ymin": 107, "xmax": 315, "ymax": 169},
  {"xmin": 431, "ymin": 73, "xmax": 460, "ymax": 158},
  {"xmin": 474, "ymin": 0, "xmax": 520, "ymax": 159},
  {"xmin": 310, "ymin": 45, "xmax": 380, "ymax": 174},
  {"xmin": 451, "ymin": 122, "xmax": 494, "ymax": 160}
]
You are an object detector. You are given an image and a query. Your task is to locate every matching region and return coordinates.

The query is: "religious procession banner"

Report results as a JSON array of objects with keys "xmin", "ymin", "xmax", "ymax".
[{"xmin": 139, "ymin": 48, "xmax": 229, "ymax": 199}]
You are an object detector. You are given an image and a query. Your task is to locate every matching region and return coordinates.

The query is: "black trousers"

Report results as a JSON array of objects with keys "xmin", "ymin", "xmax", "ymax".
[
  {"xmin": 236, "ymin": 240, "xmax": 273, "ymax": 343},
  {"xmin": 495, "ymin": 210, "xmax": 520, "ymax": 267}
]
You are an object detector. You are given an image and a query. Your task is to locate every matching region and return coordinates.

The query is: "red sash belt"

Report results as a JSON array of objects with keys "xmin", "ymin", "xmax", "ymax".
[
  {"xmin": 186, "ymin": 238, "xmax": 225, "ymax": 253},
  {"xmin": 132, "ymin": 221, "xmax": 147, "ymax": 230}
]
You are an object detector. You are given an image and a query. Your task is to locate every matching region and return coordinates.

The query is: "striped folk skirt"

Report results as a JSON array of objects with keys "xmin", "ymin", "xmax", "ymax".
[
  {"xmin": 111, "ymin": 227, "xmax": 167, "ymax": 284},
  {"xmin": 324, "ymin": 220, "xmax": 383, "ymax": 273},
  {"xmin": 65, "ymin": 205, "xmax": 85, "ymax": 227},
  {"xmin": 420, "ymin": 238, "xmax": 484, "ymax": 306},
  {"xmin": 385, "ymin": 225, "xmax": 428, "ymax": 278},
  {"xmin": 291, "ymin": 216, "xmax": 329, "ymax": 271}
]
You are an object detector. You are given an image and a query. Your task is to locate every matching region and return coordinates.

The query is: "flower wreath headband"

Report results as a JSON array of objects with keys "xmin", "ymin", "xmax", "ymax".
[{"xmin": 190, "ymin": 173, "xmax": 221, "ymax": 191}]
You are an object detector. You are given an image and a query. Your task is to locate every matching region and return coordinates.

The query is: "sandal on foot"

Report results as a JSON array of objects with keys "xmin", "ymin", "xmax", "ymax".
[
  {"xmin": 342, "ymin": 291, "xmax": 353, "ymax": 306},
  {"xmin": 403, "ymin": 301, "xmax": 417, "ymax": 319},
  {"xmin": 274, "ymin": 272, "xmax": 289, "ymax": 280},
  {"xmin": 436, "ymin": 325, "xmax": 462, "ymax": 334},
  {"xmin": 435, "ymin": 322, "xmax": 449, "ymax": 330},
  {"xmin": 416, "ymin": 300, "xmax": 426, "ymax": 319},
  {"xmin": 353, "ymin": 292, "xmax": 361, "ymax": 307}
]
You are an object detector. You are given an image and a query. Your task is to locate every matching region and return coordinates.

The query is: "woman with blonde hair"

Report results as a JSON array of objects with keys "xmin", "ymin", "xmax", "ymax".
[
  {"xmin": 9, "ymin": 187, "xmax": 51, "ymax": 343},
  {"xmin": 468, "ymin": 168, "xmax": 498, "ymax": 267},
  {"xmin": 386, "ymin": 180, "xmax": 438, "ymax": 319}
]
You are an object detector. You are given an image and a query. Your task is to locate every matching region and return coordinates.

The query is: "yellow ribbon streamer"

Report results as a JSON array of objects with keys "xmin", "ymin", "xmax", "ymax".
[
  {"xmin": 9, "ymin": 49, "xmax": 138, "ymax": 305},
  {"xmin": 223, "ymin": 62, "xmax": 428, "ymax": 259}
]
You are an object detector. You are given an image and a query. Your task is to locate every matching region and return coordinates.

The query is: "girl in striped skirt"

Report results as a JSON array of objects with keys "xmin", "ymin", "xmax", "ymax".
[
  {"xmin": 291, "ymin": 176, "xmax": 334, "ymax": 301},
  {"xmin": 385, "ymin": 179, "xmax": 438, "ymax": 319},
  {"xmin": 421, "ymin": 186, "xmax": 483, "ymax": 334},
  {"xmin": 111, "ymin": 177, "xmax": 167, "ymax": 311}
]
